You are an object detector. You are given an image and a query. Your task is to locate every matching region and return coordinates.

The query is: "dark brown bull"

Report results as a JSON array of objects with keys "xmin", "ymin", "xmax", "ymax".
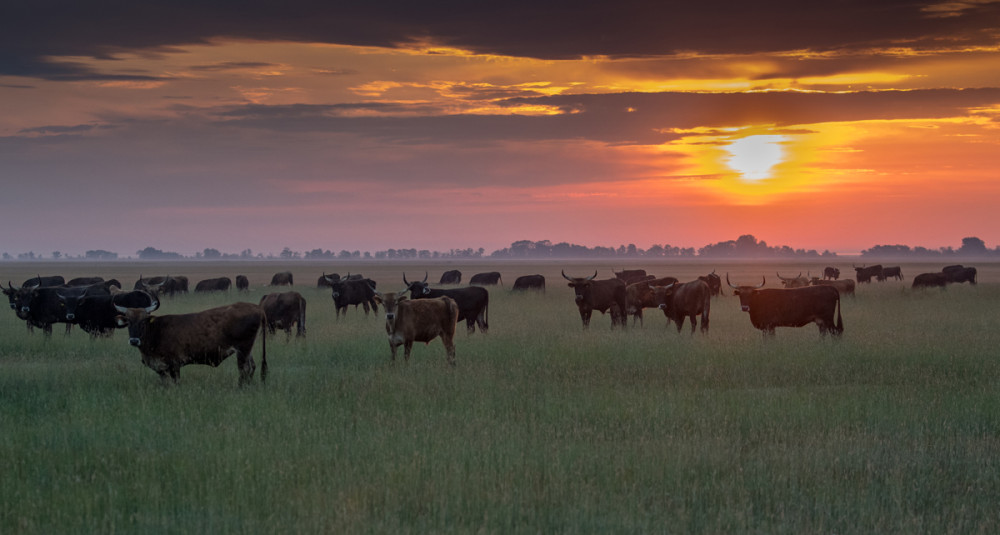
[
  {"xmin": 194, "ymin": 277, "xmax": 232, "ymax": 292},
  {"xmin": 259, "ymin": 291, "xmax": 306, "ymax": 339},
  {"xmin": 614, "ymin": 269, "xmax": 651, "ymax": 285},
  {"xmin": 270, "ymin": 271, "xmax": 294, "ymax": 286},
  {"xmin": 698, "ymin": 270, "xmax": 722, "ymax": 297},
  {"xmin": 373, "ymin": 290, "xmax": 459, "ymax": 366},
  {"xmin": 512, "ymin": 274, "xmax": 545, "ymax": 292},
  {"xmin": 853, "ymin": 264, "xmax": 883, "ymax": 284},
  {"xmin": 439, "ymin": 270, "xmax": 462, "ymax": 285},
  {"xmin": 470, "ymin": 272, "xmax": 503, "ymax": 286},
  {"xmin": 649, "ymin": 279, "xmax": 711, "ymax": 334},
  {"xmin": 728, "ymin": 274, "xmax": 843, "ymax": 336},
  {"xmin": 236, "ymin": 275, "xmax": 250, "ymax": 291},
  {"xmin": 912, "ymin": 272, "xmax": 949, "ymax": 288},
  {"xmin": 562, "ymin": 270, "xmax": 627, "ymax": 329},
  {"xmin": 810, "ymin": 277, "xmax": 856, "ymax": 296},
  {"xmin": 942, "ymin": 265, "xmax": 977, "ymax": 284},
  {"xmin": 624, "ymin": 276, "xmax": 678, "ymax": 326},
  {"xmin": 881, "ymin": 266, "xmax": 903, "ymax": 281},
  {"xmin": 823, "ymin": 267, "xmax": 840, "ymax": 280},
  {"xmin": 114, "ymin": 298, "xmax": 267, "ymax": 385}
]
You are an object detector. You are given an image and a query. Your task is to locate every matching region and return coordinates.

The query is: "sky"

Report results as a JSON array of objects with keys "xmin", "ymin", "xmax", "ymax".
[{"xmin": 3, "ymin": 1, "xmax": 1000, "ymax": 257}]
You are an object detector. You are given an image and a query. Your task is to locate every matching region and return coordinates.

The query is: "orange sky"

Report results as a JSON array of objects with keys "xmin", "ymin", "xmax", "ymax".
[{"xmin": 2, "ymin": 2, "xmax": 1000, "ymax": 257}]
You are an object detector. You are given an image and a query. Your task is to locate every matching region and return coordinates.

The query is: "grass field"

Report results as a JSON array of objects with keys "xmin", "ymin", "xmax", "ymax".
[{"xmin": 1, "ymin": 259, "xmax": 999, "ymax": 533}]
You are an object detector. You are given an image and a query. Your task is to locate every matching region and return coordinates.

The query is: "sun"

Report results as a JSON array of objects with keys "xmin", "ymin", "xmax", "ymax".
[{"xmin": 724, "ymin": 135, "xmax": 787, "ymax": 181}]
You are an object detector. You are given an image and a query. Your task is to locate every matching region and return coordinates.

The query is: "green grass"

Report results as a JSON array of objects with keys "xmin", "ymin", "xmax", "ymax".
[{"xmin": 1, "ymin": 261, "xmax": 999, "ymax": 533}]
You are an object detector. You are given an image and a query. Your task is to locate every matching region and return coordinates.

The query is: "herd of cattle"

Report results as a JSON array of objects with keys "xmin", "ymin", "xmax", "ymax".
[{"xmin": 1, "ymin": 262, "xmax": 979, "ymax": 384}]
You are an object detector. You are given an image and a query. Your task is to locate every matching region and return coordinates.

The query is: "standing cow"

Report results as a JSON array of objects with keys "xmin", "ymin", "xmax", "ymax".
[
  {"xmin": 195, "ymin": 277, "xmax": 232, "ymax": 292},
  {"xmin": 374, "ymin": 290, "xmax": 459, "ymax": 365},
  {"xmin": 649, "ymin": 280, "xmax": 712, "ymax": 334},
  {"xmin": 728, "ymin": 275, "xmax": 843, "ymax": 336},
  {"xmin": 270, "ymin": 271, "xmax": 294, "ymax": 286},
  {"xmin": 823, "ymin": 267, "xmax": 841, "ymax": 280},
  {"xmin": 562, "ymin": 270, "xmax": 627, "ymax": 329},
  {"xmin": 259, "ymin": 291, "xmax": 307, "ymax": 339},
  {"xmin": 236, "ymin": 275, "xmax": 250, "ymax": 291},
  {"xmin": 323, "ymin": 273, "xmax": 379, "ymax": 318},
  {"xmin": 470, "ymin": 272, "xmax": 503, "ymax": 286},
  {"xmin": 439, "ymin": 270, "xmax": 462, "ymax": 285},
  {"xmin": 403, "ymin": 273, "xmax": 489, "ymax": 334},
  {"xmin": 512, "ymin": 274, "xmax": 545, "ymax": 292},
  {"xmin": 114, "ymin": 299, "xmax": 267, "ymax": 385}
]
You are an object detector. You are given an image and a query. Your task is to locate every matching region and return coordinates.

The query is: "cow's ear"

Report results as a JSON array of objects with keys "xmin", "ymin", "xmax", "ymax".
[
  {"xmin": 398, "ymin": 295, "xmax": 408, "ymax": 302},
  {"xmin": 373, "ymin": 295, "xmax": 382, "ymax": 304},
  {"xmin": 115, "ymin": 316, "xmax": 128, "ymax": 327}
]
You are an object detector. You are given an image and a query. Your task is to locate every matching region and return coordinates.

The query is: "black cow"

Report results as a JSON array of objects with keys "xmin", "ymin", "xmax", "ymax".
[
  {"xmin": 22, "ymin": 275, "xmax": 65, "ymax": 287},
  {"xmin": 439, "ymin": 270, "xmax": 462, "ymax": 285},
  {"xmin": 403, "ymin": 272, "xmax": 489, "ymax": 334},
  {"xmin": 114, "ymin": 298, "xmax": 267, "ymax": 385},
  {"xmin": 67, "ymin": 276, "xmax": 104, "ymax": 286},
  {"xmin": 236, "ymin": 275, "xmax": 250, "ymax": 291},
  {"xmin": 512, "ymin": 274, "xmax": 545, "ymax": 292},
  {"xmin": 943, "ymin": 265, "xmax": 977, "ymax": 284},
  {"xmin": 853, "ymin": 264, "xmax": 883, "ymax": 284},
  {"xmin": 194, "ymin": 277, "xmax": 232, "ymax": 292},
  {"xmin": 470, "ymin": 272, "xmax": 503, "ymax": 286},
  {"xmin": 912, "ymin": 272, "xmax": 949, "ymax": 288},
  {"xmin": 562, "ymin": 270, "xmax": 627, "ymax": 329},
  {"xmin": 270, "ymin": 271, "xmax": 294, "ymax": 286},
  {"xmin": 614, "ymin": 269, "xmax": 650, "ymax": 285},
  {"xmin": 728, "ymin": 274, "xmax": 843, "ymax": 336},
  {"xmin": 135, "ymin": 275, "xmax": 187, "ymax": 297},
  {"xmin": 649, "ymin": 280, "xmax": 711, "ymax": 334},
  {"xmin": 317, "ymin": 273, "xmax": 339, "ymax": 288},
  {"xmin": 880, "ymin": 266, "xmax": 903, "ymax": 281},
  {"xmin": 698, "ymin": 270, "xmax": 723, "ymax": 297},
  {"xmin": 823, "ymin": 267, "xmax": 840, "ymax": 280},
  {"xmin": 259, "ymin": 291, "xmax": 306, "ymax": 339},
  {"xmin": 323, "ymin": 273, "xmax": 379, "ymax": 318},
  {"xmin": 59, "ymin": 290, "xmax": 155, "ymax": 337},
  {"xmin": 15, "ymin": 286, "xmax": 72, "ymax": 337}
]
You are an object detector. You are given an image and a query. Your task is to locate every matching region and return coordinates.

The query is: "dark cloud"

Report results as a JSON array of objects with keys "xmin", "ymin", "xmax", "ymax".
[
  {"xmin": 188, "ymin": 61, "xmax": 279, "ymax": 71},
  {"xmin": 4, "ymin": 1, "xmax": 999, "ymax": 79}
]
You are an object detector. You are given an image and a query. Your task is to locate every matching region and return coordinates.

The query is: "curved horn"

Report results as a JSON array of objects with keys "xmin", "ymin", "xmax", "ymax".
[
  {"xmin": 561, "ymin": 270, "xmax": 574, "ymax": 281},
  {"xmin": 776, "ymin": 272, "xmax": 789, "ymax": 281},
  {"xmin": 756, "ymin": 276, "xmax": 766, "ymax": 289},
  {"xmin": 322, "ymin": 271, "xmax": 334, "ymax": 283},
  {"xmin": 403, "ymin": 272, "xmax": 410, "ymax": 286},
  {"xmin": 586, "ymin": 270, "xmax": 597, "ymax": 281},
  {"xmin": 726, "ymin": 273, "xmax": 739, "ymax": 289},
  {"xmin": 422, "ymin": 271, "xmax": 428, "ymax": 283}
]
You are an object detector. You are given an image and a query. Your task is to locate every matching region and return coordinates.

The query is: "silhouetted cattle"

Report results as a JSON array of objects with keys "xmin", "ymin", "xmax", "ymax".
[
  {"xmin": 881, "ymin": 266, "xmax": 903, "ymax": 281},
  {"xmin": 374, "ymin": 291, "xmax": 459, "ymax": 365},
  {"xmin": 270, "ymin": 271, "xmax": 294, "ymax": 286},
  {"xmin": 236, "ymin": 275, "xmax": 250, "ymax": 291},
  {"xmin": 649, "ymin": 280, "xmax": 712, "ymax": 334},
  {"xmin": 562, "ymin": 270, "xmax": 627, "ymax": 329},
  {"xmin": 810, "ymin": 277, "xmax": 856, "ymax": 296},
  {"xmin": 777, "ymin": 272, "xmax": 810, "ymax": 288},
  {"xmin": 114, "ymin": 298, "xmax": 267, "ymax": 385},
  {"xmin": 698, "ymin": 270, "xmax": 723, "ymax": 297},
  {"xmin": 439, "ymin": 270, "xmax": 462, "ymax": 285},
  {"xmin": 259, "ymin": 291, "xmax": 306, "ymax": 339},
  {"xmin": 728, "ymin": 274, "xmax": 843, "ymax": 336},
  {"xmin": 823, "ymin": 267, "xmax": 840, "ymax": 280},
  {"xmin": 942, "ymin": 265, "xmax": 977, "ymax": 284},
  {"xmin": 323, "ymin": 273, "xmax": 379, "ymax": 318},
  {"xmin": 912, "ymin": 272, "xmax": 949, "ymax": 289},
  {"xmin": 614, "ymin": 269, "xmax": 651, "ymax": 285},
  {"xmin": 512, "ymin": 274, "xmax": 545, "ymax": 292},
  {"xmin": 403, "ymin": 273, "xmax": 489, "ymax": 334},
  {"xmin": 470, "ymin": 272, "xmax": 503, "ymax": 286},
  {"xmin": 195, "ymin": 277, "xmax": 232, "ymax": 292},
  {"xmin": 59, "ymin": 290, "xmax": 155, "ymax": 337},
  {"xmin": 854, "ymin": 264, "xmax": 883, "ymax": 284}
]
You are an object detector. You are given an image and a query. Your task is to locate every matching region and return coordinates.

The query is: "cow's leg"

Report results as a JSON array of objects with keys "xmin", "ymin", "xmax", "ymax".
[
  {"xmin": 700, "ymin": 311, "xmax": 709, "ymax": 334},
  {"xmin": 689, "ymin": 315, "xmax": 698, "ymax": 334},
  {"xmin": 389, "ymin": 340, "xmax": 398, "ymax": 362},
  {"xmin": 65, "ymin": 323, "xmax": 73, "ymax": 336},
  {"xmin": 362, "ymin": 301, "xmax": 371, "ymax": 315},
  {"xmin": 237, "ymin": 350, "xmax": 256, "ymax": 386},
  {"xmin": 465, "ymin": 317, "xmax": 476, "ymax": 335},
  {"xmin": 579, "ymin": 309, "xmax": 591, "ymax": 329},
  {"xmin": 675, "ymin": 317, "xmax": 686, "ymax": 333},
  {"xmin": 403, "ymin": 341, "xmax": 413, "ymax": 362},
  {"xmin": 477, "ymin": 311, "xmax": 488, "ymax": 334},
  {"xmin": 442, "ymin": 335, "xmax": 456, "ymax": 366}
]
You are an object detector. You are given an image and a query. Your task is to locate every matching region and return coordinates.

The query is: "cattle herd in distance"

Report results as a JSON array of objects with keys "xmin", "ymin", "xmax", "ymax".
[{"xmin": 1, "ymin": 263, "xmax": 979, "ymax": 385}]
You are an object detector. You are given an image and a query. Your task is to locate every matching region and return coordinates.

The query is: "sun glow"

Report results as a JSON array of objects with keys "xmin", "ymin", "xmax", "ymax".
[{"xmin": 724, "ymin": 135, "xmax": 787, "ymax": 181}]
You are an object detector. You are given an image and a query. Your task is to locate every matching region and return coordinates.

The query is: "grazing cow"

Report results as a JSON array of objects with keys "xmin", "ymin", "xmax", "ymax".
[
  {"xmin": 114, "ymin": 298, "xmax": 267, "ymax": 385},
  {"xmin": 810, "ymin": 277, "xmax": 856, "ymax": 296},
  {"xmin": 323, "ymin": 273, "xmax": 379, "ymax": 318},
  {"xmin": 195, "ymin": 277, "xmax": 232, "ymax": 292},
  {"xmin": 823, "ymin": 267, "xmax": 840, "ymax": 280},
  {"xmin": 649, "ymin": 280, "xmax": 712, "ymax": 334},
  {"xmin": 698, "ymin": 270, "xmax": 723, "ymax": 297},
  {"xmin": 881, "ymin": 266, "xmax": 903, "ymax": 281},
  {"xmin": 439, "ymin": 270, "xmax": 462, "ymax": 285},
  {"xmin": 728, "ymin": 274, "xmax": 843, "ymax": 336},
  {"xmin": 135, "ymin": 275, "xmax": 187, "ymax": 297},
  {"xmin": 403, "ymin": 272, "xmax": 489, "ymax": 334},
  {"xmin": 912, "ymin": 272, "xmax": 950, "ymax": 289},
  {"xmin": 624, "ymin": 277, "xmax": 678, "ymax": 326},
  {"xmin": 470, "ymin": 272, "xmax": 503, "ymax": 286},
  {"xmin": 259, "ymin": 291, "xmax": 307, "ymax": 339},
  {"xmin": 777, "ymin": 272, "xmax": 811, "ymax": 288},
  {"xmin": 59, "ymin": 290, "xmax": 155, "ymax": 337},
  {"xmin": 270, "ymin": 271, "xmax": 294, "ymax": 286},
  {"xmin": 562, "ymin": 270, "xmax": 627, "ymax": 329},
  {"xmin": 614, "ymin": 269, "xmax": 651, "ymax": 285},
  {"xmin": 236, "ymin": 275, "xmax": 250, "ymax": 291},
  {"xmin": 942, "ymin": 265, "xmax": 977, "ymax": 284},
  {"xmin": 853, "ymin": 264, "xmax": 883, "ymax": 284},
  {"xmin": 373, "ymin": 291, "xmax": 459, "ymax": 365},
  {"xmin": 512, "ymin": 274, "xmax": 546, "ymax": 292}
]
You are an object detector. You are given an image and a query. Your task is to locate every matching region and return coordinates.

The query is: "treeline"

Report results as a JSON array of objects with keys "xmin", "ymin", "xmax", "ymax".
[{"xmin": 4, "ymin": 236, "xmax": 997, "ymax": 261}]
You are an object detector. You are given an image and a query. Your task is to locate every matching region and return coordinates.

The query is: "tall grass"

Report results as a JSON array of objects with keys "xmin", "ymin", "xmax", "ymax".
[{"xmin": 1, "ymin": 261, "xmax": 999, "ymax": 533}]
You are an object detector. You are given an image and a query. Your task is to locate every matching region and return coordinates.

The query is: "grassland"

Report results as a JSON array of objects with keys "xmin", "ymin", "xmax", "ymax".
[{"xmin": 1, "ymin": 259, "xmax": 999, "ymax": 533}]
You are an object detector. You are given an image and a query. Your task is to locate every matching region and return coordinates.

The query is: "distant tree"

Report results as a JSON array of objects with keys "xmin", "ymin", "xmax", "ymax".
[
  {"xmin": 958, "ymin": 236, "xmax": 987, "ymax": 255},
  {"xmin": 137, "ymin": 247, "xmax": 182, "ymax": 260},
  {"xmin": 202, "ymin": 248, "xmax": 222, "ymax": 259},
  {"xmin": 86, "ymin": 249, "xmax": 118, "ymax": 260},
  {"xmin": 280, "ymin": 247, "xmax": 300, "ymax": 260},
  {"xmin": 52, "ymin": 251, "xmax": 61, "ymax": 259}
]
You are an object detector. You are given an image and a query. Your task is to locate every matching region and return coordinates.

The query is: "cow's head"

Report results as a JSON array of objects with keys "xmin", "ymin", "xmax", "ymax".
[
  {"xmin": 403, "ymin": 272, "xmax": 431, "ymax": 297},
  {"xmin": 3, "ymin": 282, "xmax": 18, "ymax": 310},
  {"xmin": 373, "ymin": 290, "xmax": 407, "ymax": 322},
  {"xmin": 649, "ymin": 283, "xmax": 677, "ymax": 312},
  {"xmin": 777, "ymin": 272, "xmax": 808, "ymax": 288},
  {"xmin": 727, "ymin": 274, "xmax": 765, "ymax": 312},
  {"xmin": 562, "ymin": 270, "xmax": 597, "ymax": 302},
  {"xmin": 56, "ymin": 288, "xmax": 87, "ymax": 321},
  {"xmin": 114, "ymin": 297, "xmax": 161, "ymax": 346}
]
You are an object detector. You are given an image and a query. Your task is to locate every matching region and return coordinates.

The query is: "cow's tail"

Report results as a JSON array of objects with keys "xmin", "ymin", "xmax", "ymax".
[{"xmin": 259, "ymin": 311, "xmax": 268, "ymax": 383}]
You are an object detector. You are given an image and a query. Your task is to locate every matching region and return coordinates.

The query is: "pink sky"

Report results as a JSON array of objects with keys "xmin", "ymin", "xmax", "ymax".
[{"xmin": 2, "ymin": 2, "xmax": 1000, "ymax": 257}]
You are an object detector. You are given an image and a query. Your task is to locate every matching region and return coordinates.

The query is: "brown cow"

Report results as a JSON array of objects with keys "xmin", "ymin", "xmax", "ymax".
[
  {"xmin": 259, "ymin": 291, "xmax": 306, "ymax": 339},
  {"xmin": 728, "ymin": 274, "xmax": 843, "ymax": 336},
  {"xmin": 649, "ymin": 279, "xmax": 712, "ymax": 334},
  {"xmin": 114, "ymin": 298, "xmax": 267, "ymax": 385},
  {"xmin": 562, "ymin": 270, "xmax": 627, "ymax": 329},
  {"xmin": 373, "ymin": 290, "xmax": 459, "ymax": 365},
  {"xmin": 625, "ymin": 276, "xmax": 678, "ymax": 326},
  {"xmin": 810, "ymin": 277, "xmax": 856, "ymax": 296},
  {"xmin": 912, "ymin": 272, "xmax": 950, "ymax": 288},
  {"xmin": 270, "ymin": 271, "xmax": 294, "ymax": 286}
]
